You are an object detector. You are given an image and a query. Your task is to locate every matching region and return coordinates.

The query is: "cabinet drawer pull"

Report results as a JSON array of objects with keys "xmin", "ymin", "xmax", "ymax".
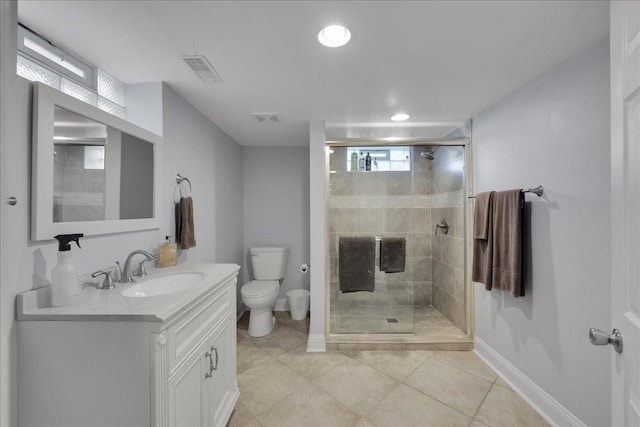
[
  {"xmin": 204, "ymin": 346, "xmax": 219, "ymax": 379},
  {"xmin": 205, "ymin": 347, "xmax": 214, "ymax": 378}
]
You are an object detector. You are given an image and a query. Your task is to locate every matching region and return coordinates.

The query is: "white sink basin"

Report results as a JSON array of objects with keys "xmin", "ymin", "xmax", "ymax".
[{"xmin": 122, "ymin": 272, "xmax": 205, "ymax": 298}]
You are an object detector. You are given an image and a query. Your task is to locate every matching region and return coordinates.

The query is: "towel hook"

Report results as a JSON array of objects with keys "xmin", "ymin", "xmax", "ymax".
[{"xmin": 176, "ymin": 174, "xmax": 192, "ymax": 198}]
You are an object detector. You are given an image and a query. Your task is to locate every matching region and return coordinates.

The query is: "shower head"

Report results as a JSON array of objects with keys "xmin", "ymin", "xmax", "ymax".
[
  {"xmin": 420, "ymin": 151, "xmax": 434, "ymax": 160},
  {"xmin": 419, "ymin": 146, "xmax": 438, "ymax": 160}
]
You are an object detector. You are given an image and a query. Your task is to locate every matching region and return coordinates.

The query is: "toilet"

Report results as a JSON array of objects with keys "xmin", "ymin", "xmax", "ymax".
[{"xmin": 241, "ymin": 246, "xmax": 289, "ymax": 337}]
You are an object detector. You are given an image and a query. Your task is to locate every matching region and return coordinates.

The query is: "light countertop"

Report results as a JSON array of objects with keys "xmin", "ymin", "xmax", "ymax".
[{"xmin": 17, "ymin": 263, "xmax": 240, "ymax": 323}]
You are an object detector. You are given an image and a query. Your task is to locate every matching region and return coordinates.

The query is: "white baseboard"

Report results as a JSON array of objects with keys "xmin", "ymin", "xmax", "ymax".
[
  {"xmin": 306, "ymin": 334, "xmax": 326, "ymax": 352},
  {"xmin": 474, "ymin": 337, "xmax": 585, "ymax": 427}
]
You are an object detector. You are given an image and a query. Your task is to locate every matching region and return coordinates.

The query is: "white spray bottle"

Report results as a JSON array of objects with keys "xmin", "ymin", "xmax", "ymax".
[{"xmin": 52, "ymin": 233, "xmax": 83, "ymax": 307}]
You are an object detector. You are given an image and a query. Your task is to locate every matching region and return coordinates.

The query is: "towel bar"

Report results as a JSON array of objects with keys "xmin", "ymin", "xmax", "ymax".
[
  {"xmin": 468, "ymin": 185, "xmax": 543, "ymax": 199},
  {"xmin": 336, "ymin": 237, "xmax": 407, "ymax": 241}
]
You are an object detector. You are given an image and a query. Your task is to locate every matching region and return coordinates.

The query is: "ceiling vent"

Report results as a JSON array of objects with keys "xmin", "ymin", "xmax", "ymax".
[
  {"xmin": 252, "ymin": 113, "xmax": 280, "ymax": 123},
  {"xmin": 181, "ymin": 55, "xmax": 223, "ymax": 83}
]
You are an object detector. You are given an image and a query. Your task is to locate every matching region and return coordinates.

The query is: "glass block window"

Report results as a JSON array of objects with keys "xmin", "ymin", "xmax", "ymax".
[
  {"xmin": 18, "ymin": 26, "xmax": 94, "ymax": 88},
  {"xmin": 98, "ymin": 97, "xmax": 125, "ymax": 119},
  {"xmin": 97, "ymin": 69, "xmax": 125, "ymax": 107},
  {"xmin": 17, "ymin": 24, "xmax": 127, "ymax": 120},
  {"xmin": 17, "ymin": 54, "xmax": 61, "ymax": 89},
  {"xmin": 347, "ymin": 146, "xmax": 411, "ymax": 172},
  {"xmin": 61, "ymin": 78, "xmax": 97, "ymax": 106}
]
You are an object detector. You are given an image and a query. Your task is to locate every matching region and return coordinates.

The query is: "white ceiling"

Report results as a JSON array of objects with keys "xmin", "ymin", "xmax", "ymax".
[{"xmin": 18, "ymin": 1, "xmax": 609, "ymax": 146}]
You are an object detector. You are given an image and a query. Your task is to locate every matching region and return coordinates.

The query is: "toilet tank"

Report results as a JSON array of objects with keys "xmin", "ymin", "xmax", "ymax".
[{"xmin": 250, "ymin": 246, "xmax": 289, "ymax": 280}]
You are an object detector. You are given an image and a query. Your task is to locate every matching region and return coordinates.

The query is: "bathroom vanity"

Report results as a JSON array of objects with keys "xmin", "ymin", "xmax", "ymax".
[{"xmin": 16, "ymin": 263, "xmax": 240, "ymax": 427}]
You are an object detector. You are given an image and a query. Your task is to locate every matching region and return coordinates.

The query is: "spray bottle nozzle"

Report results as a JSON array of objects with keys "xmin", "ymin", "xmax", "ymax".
[{"xmin": 54, "ymin": 234, "xmax": 84, "ymax": 252}]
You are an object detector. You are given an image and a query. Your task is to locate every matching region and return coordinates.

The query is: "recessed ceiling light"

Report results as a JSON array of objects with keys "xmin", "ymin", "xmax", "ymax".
[
  {"xmin": 318, "ymin": 25, "xmax": 351, "ymax": 47},
  {"xmin": 390, "ymin": 113, "xmax": 410, "ymax": 122}
]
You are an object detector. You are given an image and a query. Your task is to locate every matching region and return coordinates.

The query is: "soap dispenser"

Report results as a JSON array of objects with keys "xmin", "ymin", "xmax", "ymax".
[{"xmin": 52, "ymin": 233, "xmax": 83, "ymax": 307}]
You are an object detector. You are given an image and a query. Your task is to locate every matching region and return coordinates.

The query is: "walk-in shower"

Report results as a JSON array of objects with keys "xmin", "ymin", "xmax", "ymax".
[{"xmin": 326, "ymin": 141, "xmax": 472, "ymax": 347}]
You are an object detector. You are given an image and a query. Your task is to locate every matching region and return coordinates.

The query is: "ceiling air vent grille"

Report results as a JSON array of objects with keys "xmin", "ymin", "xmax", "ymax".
[
  {"xmin": 252, "ymin": 113, "xmax": 280, "ymax": 123},
  {"xmin": 181, "ymin": 55, "xmax": 223, "ymax": 83}
]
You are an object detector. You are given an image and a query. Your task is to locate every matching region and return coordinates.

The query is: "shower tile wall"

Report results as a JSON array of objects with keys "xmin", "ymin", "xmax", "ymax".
[
  {"xmin": 430, "ymin": 146, "xmax": 466, "ymax": 331},
  {"xmin": 53, "ymin": 144, "xmax": 106, "ymax": 222},
  {"xmin": 328, "ymin": 145, "xmax": 467, "ymax": 334}
]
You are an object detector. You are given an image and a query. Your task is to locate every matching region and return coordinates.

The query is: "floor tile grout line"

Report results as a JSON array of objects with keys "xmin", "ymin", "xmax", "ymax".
[
  {"xmin": 470, "ymin": 382, "xmax": 495, "ymax": 422},
  {"xmin": 431, "ymin": 352, "xmax": 499, "ymax": 384},
  {"xmin": 349, "ymin": 349, "xmax": 437, "ymax": 382},
  {"xmin": 308, "ymin": 358, "xmax": 402, "ymax": 417},
  {"xmin": 237, "ymin": 354, "xmax": 275, "ymax": 375},
  {"xmin": 400, "ymin": 380, "xmax": 476, "ymax": 421},
  {"xmin": 243, "ymin": 359, "xmax": 315, "ymax": 421}
]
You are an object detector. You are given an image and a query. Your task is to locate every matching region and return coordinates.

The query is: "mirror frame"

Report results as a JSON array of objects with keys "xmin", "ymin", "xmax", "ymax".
[{"xmin": 32, "ymin": 82, "xmax": 161, "ymax": 241}]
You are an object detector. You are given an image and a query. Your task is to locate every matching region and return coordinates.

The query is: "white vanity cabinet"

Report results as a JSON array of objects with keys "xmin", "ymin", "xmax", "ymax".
[
  {"xmin": 165, "ymin": 312, "xmax": 235, "ymax": 427},
  {"xmin": 17, "ymin": 264, "xmax": 240, "ymax": 427}
]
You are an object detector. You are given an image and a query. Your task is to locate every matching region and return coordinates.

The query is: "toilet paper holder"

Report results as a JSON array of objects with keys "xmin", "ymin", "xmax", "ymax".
[{"xmin": 300, "ymin": 263, "xmax": 310, "ymax": 274}]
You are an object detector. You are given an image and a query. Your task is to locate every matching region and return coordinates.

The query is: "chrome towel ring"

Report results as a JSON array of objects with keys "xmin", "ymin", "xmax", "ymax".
[{"xmin": 176, "ymin": 174, "xmax": 192, "ymax": 197}]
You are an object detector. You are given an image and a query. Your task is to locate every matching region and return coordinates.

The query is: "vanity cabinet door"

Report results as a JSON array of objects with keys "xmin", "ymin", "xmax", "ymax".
[
  {"xmin": 204, "ymin": 313, "xmax": 236, "ymax": 427},
  {"xmin": 166, "ymin": 310, "xmax": 236, "ymax": 427},
  {"xmin": 166, "ymin": 336, "xmax": 210, "ymax": 427}
]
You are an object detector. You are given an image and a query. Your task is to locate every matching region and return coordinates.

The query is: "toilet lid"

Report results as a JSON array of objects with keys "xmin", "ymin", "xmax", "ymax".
[{"xmin": 242, "ymin": 280, "xmax": 279, "ymax": 297}]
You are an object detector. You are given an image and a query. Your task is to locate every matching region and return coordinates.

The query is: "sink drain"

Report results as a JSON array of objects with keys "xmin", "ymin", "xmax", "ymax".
[{"xmin": 386, "ymin": 318, "xmax": 399, "ymax": 323}]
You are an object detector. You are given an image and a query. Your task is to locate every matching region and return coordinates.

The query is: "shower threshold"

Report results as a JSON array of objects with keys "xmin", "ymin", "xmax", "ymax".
[{"xmin": 327, "ymin": 305, "xmax": 473, "ymax": 351}]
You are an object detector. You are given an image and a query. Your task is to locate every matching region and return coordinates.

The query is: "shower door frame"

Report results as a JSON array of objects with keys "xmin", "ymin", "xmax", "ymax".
[{"xmin": 324, "ymin": 137, "xmax": 474, "ymax": 345}]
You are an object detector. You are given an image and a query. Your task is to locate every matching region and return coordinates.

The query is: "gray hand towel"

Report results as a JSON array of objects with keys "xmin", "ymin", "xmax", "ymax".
[
  {"xmin": 472, "ymin": 191, "xmax": 495, "ymax": 289},
  {"xmin": 339, "ymin": 237, "xmax": 376, "ymax": 293},
  {"xmin": 380, "ymin": 237, "xmax": 406, "ymax": 273},
  {"xmin": 176, "ymin": 196, "xmax": 196, "ymax": 250},
  {"xmin": 490, "ymin": 189, "xmax": 524, "ymax": 297}
]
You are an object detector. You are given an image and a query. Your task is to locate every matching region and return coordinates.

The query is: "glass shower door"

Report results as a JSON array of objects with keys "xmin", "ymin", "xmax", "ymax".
[{"xmin": 328, "ymin": 145, "xmax": 416, "ymax": 335}]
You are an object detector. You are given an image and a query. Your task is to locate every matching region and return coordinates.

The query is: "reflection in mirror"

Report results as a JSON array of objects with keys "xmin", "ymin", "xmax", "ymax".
[
  {"xmin": 52, "ymin": 106, "xmax": 154, "ymax": 223},
  {"xmin": 53, "ymin": 107, "xmax": 107, "ymax": 222}
]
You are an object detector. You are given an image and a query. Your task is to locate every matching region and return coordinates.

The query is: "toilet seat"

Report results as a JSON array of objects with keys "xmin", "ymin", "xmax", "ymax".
[{"xmin": 241, "ymin": 280, "xmax": 279, "ymax": 297}]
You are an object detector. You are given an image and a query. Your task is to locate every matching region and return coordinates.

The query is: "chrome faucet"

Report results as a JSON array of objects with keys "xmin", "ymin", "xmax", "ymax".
[{"xmin": 118, "ymin": 250, "xmax": 157, "ymax": 283}]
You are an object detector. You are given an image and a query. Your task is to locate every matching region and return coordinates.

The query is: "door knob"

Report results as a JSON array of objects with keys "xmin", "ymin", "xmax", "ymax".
[{"xmin": 589, "ymin": 328, "xmax": 623, "ymax": 353}]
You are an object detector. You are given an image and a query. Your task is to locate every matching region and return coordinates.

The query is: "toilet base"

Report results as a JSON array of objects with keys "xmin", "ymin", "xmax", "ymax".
[{"xmin": 248, "ymin": 308, "xmax": 276, "ymax": 337}]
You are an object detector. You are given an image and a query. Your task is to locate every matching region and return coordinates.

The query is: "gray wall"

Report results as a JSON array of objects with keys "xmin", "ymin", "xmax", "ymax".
[
  {"xmin": 472, "ymin": 37, "xmax": 610, "ymax": 426},
  {"xmin": 0, "ymin": 4, "xmax": 244, "ymax": 420},
  {"xmin": 162, "ymin": 84, "xmax": 244, "ymax": 267},
  {"xmin": 242, "ymin": 146, "xmax": 310, "ymax": 306}
]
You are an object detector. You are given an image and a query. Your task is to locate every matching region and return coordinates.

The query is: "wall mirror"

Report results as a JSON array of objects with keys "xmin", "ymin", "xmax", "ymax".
[{"xmin": 32, "ymin": 82, "xmax": 161, "ymax": 241}]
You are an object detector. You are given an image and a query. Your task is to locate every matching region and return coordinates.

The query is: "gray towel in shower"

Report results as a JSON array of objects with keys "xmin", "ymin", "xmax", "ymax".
[
  {"xmin": 380, "ymin": 237, "xmax": 406, "ymax": 273},
  {"xmin": 339, "ymin": 237, "xmax": 376, "ymax": 293}
]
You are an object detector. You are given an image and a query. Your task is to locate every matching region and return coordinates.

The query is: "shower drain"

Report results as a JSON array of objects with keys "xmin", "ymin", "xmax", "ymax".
[{"xmin": 386, "ymin": 318, "xmax": 399, "ymax": 323}]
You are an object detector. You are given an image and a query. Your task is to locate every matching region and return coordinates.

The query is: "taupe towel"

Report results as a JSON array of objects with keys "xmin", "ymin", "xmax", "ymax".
[
  {"xmin": 339, "ymin": 237, "xmax": 376, "ymax": 293},
  {"xmin": 491, "ymin": 190, "xmax": 524, "ymax": 297},
  {"xmin": 472, "ymin": 191, "xmax": 495, "ymax": 289},
  {"xmin": 473, "ymin": 192, "xmax": 493, "ymax": 239},
  {"xmin": 175, "ymin": 197, "xmax": 196, "ymax": 250},
  {"xmin": 380, "ymin": 238, "xmax": 406, "ymax": 273}
]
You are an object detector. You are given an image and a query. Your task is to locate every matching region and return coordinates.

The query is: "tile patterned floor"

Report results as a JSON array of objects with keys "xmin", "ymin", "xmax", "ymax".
[{"xmin": 230, "ymin": 312, "xmax": 549, "ymax": 427}]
